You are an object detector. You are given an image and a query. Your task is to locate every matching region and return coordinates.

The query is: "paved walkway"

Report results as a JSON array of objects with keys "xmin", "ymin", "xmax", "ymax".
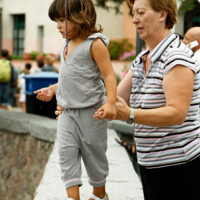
[{"xmin": 34, "ymin": 129, "xmax": 144, "ymax": 200}]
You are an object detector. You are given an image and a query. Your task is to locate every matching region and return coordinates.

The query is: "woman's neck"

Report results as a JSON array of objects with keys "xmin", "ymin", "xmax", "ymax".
[{"xmin": 147, "ymin": 29, "xmax": 172, "ymax": 52}]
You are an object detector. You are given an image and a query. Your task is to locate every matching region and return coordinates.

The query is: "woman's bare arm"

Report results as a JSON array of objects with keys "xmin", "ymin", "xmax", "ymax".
[{"xmin": 115, "ymin": 65, "xmax": 194, "ymax": 127}]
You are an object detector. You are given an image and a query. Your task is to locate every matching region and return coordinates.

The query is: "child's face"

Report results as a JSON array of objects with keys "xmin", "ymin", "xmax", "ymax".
[{"xmin": 55, "ymin": 18, "xmax": 75, "ymax": 39}]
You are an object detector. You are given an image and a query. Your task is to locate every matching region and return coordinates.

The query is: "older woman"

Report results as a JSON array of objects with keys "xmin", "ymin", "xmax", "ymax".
[
  {"xmin": 95, "ymin": 0, "xmax": 200, "ymax": 199},
  {"xmin": 56, "ymin": 0, "xmax": 200, "ymax": 199}
]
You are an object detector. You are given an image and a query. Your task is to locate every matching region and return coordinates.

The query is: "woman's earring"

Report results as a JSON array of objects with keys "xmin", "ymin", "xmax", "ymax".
[{"xmin": 159, "ymin": 19, "xmax": 162, "ymax": 22}]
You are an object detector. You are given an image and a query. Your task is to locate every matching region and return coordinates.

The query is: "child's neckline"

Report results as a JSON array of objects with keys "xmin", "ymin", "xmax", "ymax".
[{"xmin": 63, "ymin": 39, "xmax": 87, "ymax": 61}]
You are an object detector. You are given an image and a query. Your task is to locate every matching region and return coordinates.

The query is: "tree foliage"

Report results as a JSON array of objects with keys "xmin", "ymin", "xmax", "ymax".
[
  {"xmin": 95, "ymin": 0, "xmax": 127, "ymax": 14},
  {"xmin": 95, "ymin": 0, "xmax": 198, "ymax": 13},
  {"xmin": 180, "ymin": 0, "xmax": 196, "ymax": 11}
]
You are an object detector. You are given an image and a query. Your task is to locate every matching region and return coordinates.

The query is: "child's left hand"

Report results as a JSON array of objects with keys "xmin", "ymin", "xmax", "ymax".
[{"xmin": 93, "ymin": 102, "xmax": 116, "ymax": 120}]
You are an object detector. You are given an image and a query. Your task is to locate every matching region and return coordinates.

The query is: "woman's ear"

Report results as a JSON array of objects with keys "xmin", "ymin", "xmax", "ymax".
[{"xmin": 159, "ymin": 10, "xmax": 168, "ymax": 22}]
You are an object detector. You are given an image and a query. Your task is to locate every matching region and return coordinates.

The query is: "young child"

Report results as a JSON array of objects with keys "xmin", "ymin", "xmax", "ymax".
[
  {"xmin": 34, "ymin": 0, "xmax": 117, "ymax": 200},
  {"xmin": 18, "ymin": 63, "xmax": 31, "ymax": 113}
]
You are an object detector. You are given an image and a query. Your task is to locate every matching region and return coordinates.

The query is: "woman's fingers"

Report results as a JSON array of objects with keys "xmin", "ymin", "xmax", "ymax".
[
  {"xmin": 55, "ymin": 110, "xmax": 62, "ymax": 115},
  {"xmin": 55, "ymin": 105, "xmax": 66, "ymax": 120},
  {"xmin": 56, "ymin": 105, "xmax": 66, "ymax": 111}
]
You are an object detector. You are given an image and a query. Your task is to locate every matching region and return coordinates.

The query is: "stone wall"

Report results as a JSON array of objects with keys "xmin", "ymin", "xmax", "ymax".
[{"xmin": 0, "ymin": 130, "xmax": 54, "ymax": 200}]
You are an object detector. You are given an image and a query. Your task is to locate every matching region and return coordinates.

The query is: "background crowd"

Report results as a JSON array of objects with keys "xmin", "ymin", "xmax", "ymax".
[{"xmin": 0, "ymin": 50, "xmax": 59, "ymax": 113}]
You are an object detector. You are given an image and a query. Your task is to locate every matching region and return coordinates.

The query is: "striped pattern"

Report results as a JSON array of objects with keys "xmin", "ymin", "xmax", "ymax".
[{"xmin": 130, "ymin": 34, "xmax": 200, "ymax": 168}]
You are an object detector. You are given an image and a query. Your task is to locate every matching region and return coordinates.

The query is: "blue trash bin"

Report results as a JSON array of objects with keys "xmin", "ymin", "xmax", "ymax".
[{"xmin": 24, "ymin": 72, "xmax": 59, "ymax": 118}]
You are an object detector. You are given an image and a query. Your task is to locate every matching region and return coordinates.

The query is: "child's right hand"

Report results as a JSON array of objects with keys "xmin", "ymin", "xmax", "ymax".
[
  {"xmin": 34, "ymin": 87, "xmax": 54, "ymax": 102},
  {"xmin": 94, "ymin": 102, "xmax": 116, "ymax": 120}
]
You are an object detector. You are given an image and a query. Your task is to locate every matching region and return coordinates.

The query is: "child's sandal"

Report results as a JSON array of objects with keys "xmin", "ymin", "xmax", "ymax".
[{"xmin": 90, "ymin": 193, "xmax": 108, "ymax": 200}]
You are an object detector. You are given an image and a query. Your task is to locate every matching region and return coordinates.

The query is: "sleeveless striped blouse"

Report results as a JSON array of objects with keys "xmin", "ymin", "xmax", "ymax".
[{"xmin": 130, "ymin": 34, "xmax": 200, "ymax": 168}]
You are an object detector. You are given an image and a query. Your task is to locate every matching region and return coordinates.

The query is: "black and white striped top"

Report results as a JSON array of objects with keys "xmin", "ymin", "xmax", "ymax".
[{"xmin": 130, "ymin": 34, "xmax": 200, "ymax": 168}]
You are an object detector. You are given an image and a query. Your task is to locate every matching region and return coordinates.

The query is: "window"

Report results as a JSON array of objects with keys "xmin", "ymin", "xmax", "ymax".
[
  {"xmin": 13, "ymin": 14, "xmax": 25, "ymax": 58},
  {"xmin": 38, "ymin": 26, "xmax": 44, "ymax": 52}
]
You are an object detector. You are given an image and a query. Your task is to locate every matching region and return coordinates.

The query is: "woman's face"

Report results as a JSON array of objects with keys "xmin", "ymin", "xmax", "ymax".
[{"xmin": 132, "ymin": 0, "xmax": 161, "ymax": 42}]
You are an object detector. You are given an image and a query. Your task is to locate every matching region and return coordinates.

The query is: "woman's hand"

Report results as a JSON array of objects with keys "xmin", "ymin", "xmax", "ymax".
[
  {"xmin": 115, "ymin": 96, "xmax": 130, "ymax": 121},
  {"xmin": 93, "ymin": 96, "xmax": 130, "ymax": 121},
  {"xmin": 55, "ymin": 104, "xmax": 66, "ymax": 120}
]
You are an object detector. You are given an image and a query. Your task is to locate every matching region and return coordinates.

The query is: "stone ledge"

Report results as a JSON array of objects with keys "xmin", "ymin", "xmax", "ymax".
[
  {"xmin": 108, "ymin": 120, "xmax": 134, "ymax": 135},
  {"xmin": 0, "ymin": 110, "xmax": 57, "ymax": 142}
]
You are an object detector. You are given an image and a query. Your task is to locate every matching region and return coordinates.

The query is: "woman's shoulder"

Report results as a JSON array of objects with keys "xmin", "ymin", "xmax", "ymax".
[
  {"xmin": 165, "ymin": 40, "xmax": 193, "ymax": 58},
  {"xmin": 162, "ymin": 40, "xmax": 199, "ymax": 73}
]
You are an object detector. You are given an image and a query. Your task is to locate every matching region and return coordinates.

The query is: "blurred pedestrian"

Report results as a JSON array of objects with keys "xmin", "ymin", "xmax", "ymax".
[
  {"xmin": 7, "ymin": 55, "xmax": 19, "ymax": 109},
  {"xmin": 42, "ymin": 54, "xmax": 58, "ymax": 73},
  {"xmin": 18, "ymin": 63, "xmax": 31, "ymax": 113},
  {"xmin": 31, "ymin": 60, "xmax": 44, "ymax": 73},
  {"xmin": 0, "ymin": 49, "xmax": 14, "ymax": 111},
  {"xmin": 183, "ymin": 27, "xmax": 200, "ymax": 65}
]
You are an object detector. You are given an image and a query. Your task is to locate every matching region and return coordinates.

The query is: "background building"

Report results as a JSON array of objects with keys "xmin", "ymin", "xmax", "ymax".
[{"xmin": 0, "ymin": 0, "xmax": 199, "ymax": 57}]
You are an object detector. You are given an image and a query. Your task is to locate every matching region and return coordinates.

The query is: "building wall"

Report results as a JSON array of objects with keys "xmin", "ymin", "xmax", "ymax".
[
  {"xmin": 173, "ymin": 0, "xmax": 185, "ymax": 35},
  {"xmin": 95, "ymin": 1, "xmax": 124, "ymax": 39},
  {"xmin": 0, "ymin": 0, "xmax": 187, "ymax": 56},
  {"xmin": 0, "ymin": 0, "xmax": 64, "ymax": 55},
  {"xmin": 0, "ymin": 0, "xmax": 126, "ymax": 56},
  {"xmin": 123, "ymin": 2, "xmax": 137, "ymax": 48}
]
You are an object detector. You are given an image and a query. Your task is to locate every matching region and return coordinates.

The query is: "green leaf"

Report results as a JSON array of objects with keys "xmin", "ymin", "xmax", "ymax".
[
  {"xmin": 180, "ymin": 0, "xmax": 196, "ymax": 11},
  {"xmin": 95, "ymin": 0, "xmax": 126, "ymax": 14}
]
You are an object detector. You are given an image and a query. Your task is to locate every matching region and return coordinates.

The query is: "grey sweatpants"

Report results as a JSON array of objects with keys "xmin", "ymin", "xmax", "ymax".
[{"xmin": 57, "ymin": 102, "xmax": 109, "ymax": 189}]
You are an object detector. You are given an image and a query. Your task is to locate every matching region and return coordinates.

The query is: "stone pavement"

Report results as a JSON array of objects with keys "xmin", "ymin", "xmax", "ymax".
[{"xmin": 34, "ymin": 129, "xmax": 144, "ymax": 200}]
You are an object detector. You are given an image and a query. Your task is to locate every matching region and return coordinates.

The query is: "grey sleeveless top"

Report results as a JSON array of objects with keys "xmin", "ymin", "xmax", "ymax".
[{"xmin": 56, "ymin": 33, "xmax": 109, "ymax": 109}]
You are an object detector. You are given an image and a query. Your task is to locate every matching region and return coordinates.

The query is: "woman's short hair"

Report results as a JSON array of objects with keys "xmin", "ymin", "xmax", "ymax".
[
  {"xmin": 45, "ymin": 54, "xmax": 54, "ymax": 66},
  {"xmin": 127, "ymin": 0, "xmax": 178, "ymax": 29},
  {"xmin": 48, "ymin": 0, "xmax": 103, "ymax": 39}
]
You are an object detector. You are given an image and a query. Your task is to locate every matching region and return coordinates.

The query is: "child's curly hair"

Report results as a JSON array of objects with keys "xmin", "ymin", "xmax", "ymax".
[{"xmin": 49, "ymin": 0, "xmax": 103, "ymax": 40}]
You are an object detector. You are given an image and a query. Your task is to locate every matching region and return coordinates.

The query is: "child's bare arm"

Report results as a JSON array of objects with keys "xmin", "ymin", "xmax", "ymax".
[
  {"xmin": 91, "ymin": 39, "xmax": 117, "ymax": 120},
  {"xmin": 34, "ymin": 83, "xmax": 57, "ymax": 102}
]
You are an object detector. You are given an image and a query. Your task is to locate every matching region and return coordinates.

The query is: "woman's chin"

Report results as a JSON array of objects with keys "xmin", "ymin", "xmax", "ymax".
[{"xmin": 138, "ymin": 34, "xmax": 147, "ymax": 42}]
